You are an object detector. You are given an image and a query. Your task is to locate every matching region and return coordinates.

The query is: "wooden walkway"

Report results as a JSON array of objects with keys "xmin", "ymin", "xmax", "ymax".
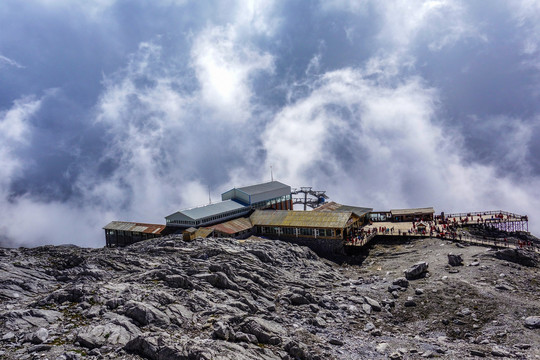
[{"xmin": 344, "ymin": 221, "xmax": 539, "ymax": 254}]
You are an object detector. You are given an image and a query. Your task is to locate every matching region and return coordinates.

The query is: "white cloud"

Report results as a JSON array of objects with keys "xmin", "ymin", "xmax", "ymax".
[
  {"xmin": 0, "ymin": 54, "xmax": 24, "ymax": 69},
  {"xmin": 322, "ymin": 0, "xmax": 484, "ymax": 54},
  {"xmin": 0, "ymin": 97, "xmax": 41, "ymax": 187},
  {"xmin": 511, "ymin": 0, "xmax": 540, "ymax": 55},
  {"xmin": 191, "ymin": 25, "xmax": 274, "ymax": 122},
  {"xmin": 262, "ymin": 66, "xmax": 540, "ymax": 233},
  {"xmin": 234, "ymin": 0, "xmax": 280, "ymax": 36},
  {"xmin": 374, "ymin": 0, "xmax": 482, "ymax": 52}
]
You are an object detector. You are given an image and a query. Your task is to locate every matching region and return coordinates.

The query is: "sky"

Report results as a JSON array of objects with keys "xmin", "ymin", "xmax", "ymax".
[{"xmin": 1, "ymin": 0, "xmax": 540, "ymax": 247}]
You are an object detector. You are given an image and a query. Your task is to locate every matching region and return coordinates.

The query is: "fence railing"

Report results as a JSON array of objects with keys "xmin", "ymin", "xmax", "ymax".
[
  {"xmin": 344, "ymin": 230, "xmax": 540, "ymax": 253},
  {"xmin": 443, "ymin": 210, "xmax": 525, "ymax": 220}
]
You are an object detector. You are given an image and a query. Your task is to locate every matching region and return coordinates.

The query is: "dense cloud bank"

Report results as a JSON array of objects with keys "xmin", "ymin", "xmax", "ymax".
[{"xmin": 1, "ymin": 0, "xmax": 540, "ymax": 247}]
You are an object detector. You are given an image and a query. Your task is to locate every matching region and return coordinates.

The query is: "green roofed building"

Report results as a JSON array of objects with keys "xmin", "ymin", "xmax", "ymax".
[
  {"xmin": 221, "ymin": 180, "xmax": 292, "ymax": 210},
  {"xmin": 250, "ymin": 209, "xmax": 363, "ymax": 240},
  {"xmin": 165, "ymin": 180, "xmax": 293, "ymax": 228}
]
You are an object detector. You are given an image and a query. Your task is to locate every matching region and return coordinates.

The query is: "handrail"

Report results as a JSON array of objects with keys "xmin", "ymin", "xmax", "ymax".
[{"xmin": 443, "ymin": 210, "xmax": 525, "ymax": 219}]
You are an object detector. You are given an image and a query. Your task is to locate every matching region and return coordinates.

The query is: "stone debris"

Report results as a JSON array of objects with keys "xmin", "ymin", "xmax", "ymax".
[
  {"xmin": 0, "ymin": 236, "xmax": 539, "ymax": 359},
  {"xmin": 493, "ymin": 248, "xmax": 538, "ymax": 267},
  {"xmin": 524, "ymin": 316, "xmax": 540, "ymax": 329},
  {"xmin": 447, "ymin": 253, "xmax": 464, "ymax": 266},
  {"xmin": 404, "ymin": 262, "xmax": 429, "ymax": 280}
]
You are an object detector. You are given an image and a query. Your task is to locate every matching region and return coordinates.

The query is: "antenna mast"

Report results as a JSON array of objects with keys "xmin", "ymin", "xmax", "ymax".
[{"xmin": 270, "ymin": 165, "xmax": 274, "ymax": 182}]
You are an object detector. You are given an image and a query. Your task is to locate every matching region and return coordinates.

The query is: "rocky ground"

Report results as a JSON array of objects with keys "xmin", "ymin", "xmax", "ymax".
[{"xmin": 0, "ymin": 235, "xmax": 539, "ymax": 359}]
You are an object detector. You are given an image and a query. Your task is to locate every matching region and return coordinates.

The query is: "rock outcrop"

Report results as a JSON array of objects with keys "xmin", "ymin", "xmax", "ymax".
[{"xmin": 1, "ymin": 236, "xmax": 539, "ymax": 359}]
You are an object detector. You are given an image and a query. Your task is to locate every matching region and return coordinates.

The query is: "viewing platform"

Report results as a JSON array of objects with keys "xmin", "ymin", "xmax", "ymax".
[{"xmin": 344, "ymin": 210, "xmax": 538, "ymax": 254}]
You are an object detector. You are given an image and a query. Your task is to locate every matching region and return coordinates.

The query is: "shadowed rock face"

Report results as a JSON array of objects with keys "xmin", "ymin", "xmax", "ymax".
[{"xmin": 0, "ymin": 236, "xmax": 539, "ymax": 359}]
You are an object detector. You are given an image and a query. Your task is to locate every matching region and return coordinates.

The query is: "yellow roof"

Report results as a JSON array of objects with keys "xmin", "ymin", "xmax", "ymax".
[
  {"xmin": 193, "ymin": 228, "xmax": 214, "ymax": 238},
  {"xmin": 250, "ymin": 210, "xmax": 355, "ymax": 228}
]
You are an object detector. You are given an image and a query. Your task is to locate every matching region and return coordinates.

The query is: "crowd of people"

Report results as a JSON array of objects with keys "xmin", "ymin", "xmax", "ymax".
[{"xmin": 343, "ymin": 216, "xmax": 538, "ymax": 253}]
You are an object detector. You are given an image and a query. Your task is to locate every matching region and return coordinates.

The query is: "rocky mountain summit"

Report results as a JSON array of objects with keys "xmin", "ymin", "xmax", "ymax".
[{"xmin": 1, "ymin": 236, "xmax": 539, "ymax": 359}]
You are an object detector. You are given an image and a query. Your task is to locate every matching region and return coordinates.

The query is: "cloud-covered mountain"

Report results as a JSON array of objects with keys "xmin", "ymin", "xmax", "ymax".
[{"xmin": 1, "ymin": 0, "xmax": 539, "ymax": 247}]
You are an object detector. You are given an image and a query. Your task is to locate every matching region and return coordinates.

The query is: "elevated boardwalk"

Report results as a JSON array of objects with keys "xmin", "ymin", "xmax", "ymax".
[
  {"xmin": 443, "ymin": 210, "xmax": 528, "ymax": 232},
  {"xmin": 344, "ymin": 215, "xmax": 539, "ymax": 254}
]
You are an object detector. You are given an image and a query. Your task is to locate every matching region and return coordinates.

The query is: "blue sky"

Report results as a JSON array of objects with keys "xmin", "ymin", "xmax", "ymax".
[{"xmin": 1, "ymin": 0, "xmax": 540, "ymax": 247}]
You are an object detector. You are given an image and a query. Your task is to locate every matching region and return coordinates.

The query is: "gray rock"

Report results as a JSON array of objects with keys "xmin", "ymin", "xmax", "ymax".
[
  {"xmin": 404, "ymin": 262, "xmax": 429, "ymax": 280},
  {"xmin": 2, "ymin": 332, "xmax": 15, "ymax": 341},
  {"xmin": 448, "ymin": 253, "xmax": 463, "ymax": 266},
  {"xmin": 124, "ymin": 301, "xmax": 170, "ymax": 327},
  {"xmin": 3, "ymin": 309, "xmax": 62, "ymax": 331},
  {"xmin": 234, "ymin": 331, "xmax": 257, "ymax": 344},
  {"xmin": 124, "ymin": 335, "xmax": 184, "ymax": 360},
  {"xmin": 364, "ymin": 322, "xmax": 376, "ymax": 332},
  {"xmin": 376, "ymin": 342, "xmax": 388, "ymax": 353},
  {"xmin": 213, "ymin": 321, "xmax": 234, "ymax": 341},
  {"xmin": 392, "ymin": 277, "xmax": 409, "ymax": 288},
  {"xmin": 164, "ymin": 274, "xmax": 193, "ymax": 289},
  {"xmin": 491, "ymin": 346, "xmax": 511, "ymax": 357},
  {"xmin": 362, "ymin": 303, "xmax": 372, "ymax": 314},
  {"xmin": 364, "ymin": 296, "xmax": 381, "ymax": 311},
  {"xmin": 382, "ymin": 299, "xmax": 395, "ymax": 308},
  {"xmin": 29, "ymin": 328, "xmax": 48, "ymax": 344},
  {"xmin": 329, "ymin": 338, "xmax": 343, "ymax": 345},
  {"xmin": 494, "ymin": 249, "xmax": 538, "ymax": 267},
  {"xmin": 470, "ymin": 349, "xmax": 486, "ymax": 357},
  {"xmin": 524, "ymin": 316, "xmax": 540, "ymax": 329},
  {"xmin": 28, "ymin": 344, "xmax": 52, "ymax": 353},
  {"xmin": 241, "ymin": 317, "xmax": 285, "ymax": 344},
  {"xmin": 313, "ymin": 316, "xmax": 327, "ymax": 328},
  {"xmin": 196, "ymin": 272, "xmax": 238, "ymax": 290},
  {"xmin": 285, "ymin": 340, "xmax": 308, "ymax": 359},
  {"xmin": 290, "ymin": 293, "xmax": 310, "ymax": 305},
  {"xmin": 77, "ymin": 322, "xmax": 139, "ymax": 349},
  {"xmin": 404, "ymin": 297, "xmax": 416, "ymax": 307},
  {"xmin": 105, "ymin": 297, "xmax": 125, "ymax": 310}
]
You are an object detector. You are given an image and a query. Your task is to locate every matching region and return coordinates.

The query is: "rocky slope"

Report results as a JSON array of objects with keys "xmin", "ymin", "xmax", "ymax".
[{"xmin": 0, "ymin": 236, "xmax": 539, "ymax": 359}]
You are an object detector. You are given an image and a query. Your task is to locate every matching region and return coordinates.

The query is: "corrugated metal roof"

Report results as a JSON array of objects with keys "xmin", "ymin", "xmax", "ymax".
[
  {"xmin": 250, "ymin": 210, "xmax": 354, "ymax": 228},
  {"xmin": 390, "ymin": 207, "xmax": 435, "ymax": 216},
  {"xmin": 210, "ymin": 217, "xmax": 253, "ymax": 234},
  {"xmin": 234, "ymin": 181, "xmax": 290, "ymax": 196},
  {"xmin": 176, "ymin": 200, "xmax": 247, "ymax": 220},
  {"xmin": 103, "ymin": 221, "xmax": 166, "ymax": 234},
  {"xmin": 314, "ymin": 201, "xmax": 372, "ymax": 218}
]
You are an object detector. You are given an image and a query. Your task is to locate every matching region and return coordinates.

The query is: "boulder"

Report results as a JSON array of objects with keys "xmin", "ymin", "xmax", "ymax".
[
  {"xmin": 524, "ymin": 316, "xmax": 540, "ymax": 329},
  {"xmin": 404, "ymin": 297, "xmax": 416, "ymax": 307},
  {"xmin": 241, "ymin": 317, "xmax": 285, "ymax": 344},
  {"xmin": 364, "ymin": 296, "xmax": 381, "ymax": 312},
  {"xmin": 234, "ymin": 332, "xmax": 257, "ymax": 344},
  {"xmin": 447, "ymin": 253, "xmax": 463, "ymax": 267},
  {"xmin": 404, "ymin": 262, "xmax": 429, "ymax": 280},
  {"xmin": 290, "ymin": 293, "xmax": 310, "ymax": 305},
  {"xmin": 494, "ymin": 249, "xmax": 538, "ymax": 267},
  {"xmin": 392, "ymin": 277, "xmax": 409, "ymax": 288},
  {"xmin": 362, "ymin": 303, "xmax": 372, "ymax": 314},
  {"xmin": 164, "ymin": 275, "xmax": 193, "ymax": 289},
  {"xmin": 124, "ymin": 301, "xmax": 170, "ymax": 327},
  {"xmin": 213, "ymin": 321, "xmax": 234, "ymax": 341},
  {"xmin": 124, "ymin": 335, "xmax": 185, "ymax": 360},
  {"xmin": 77, "ymin": 323, "xmax": 136, "ymax": 349},
  {"xmin": 29, "ymin": 328, "xmax": 48, "ymax": 344}
]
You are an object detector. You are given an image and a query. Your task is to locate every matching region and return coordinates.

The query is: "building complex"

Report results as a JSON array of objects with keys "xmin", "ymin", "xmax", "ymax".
[{"xmin": 103, "ymin": 180, "xmax": 530, "ymax": 255}]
